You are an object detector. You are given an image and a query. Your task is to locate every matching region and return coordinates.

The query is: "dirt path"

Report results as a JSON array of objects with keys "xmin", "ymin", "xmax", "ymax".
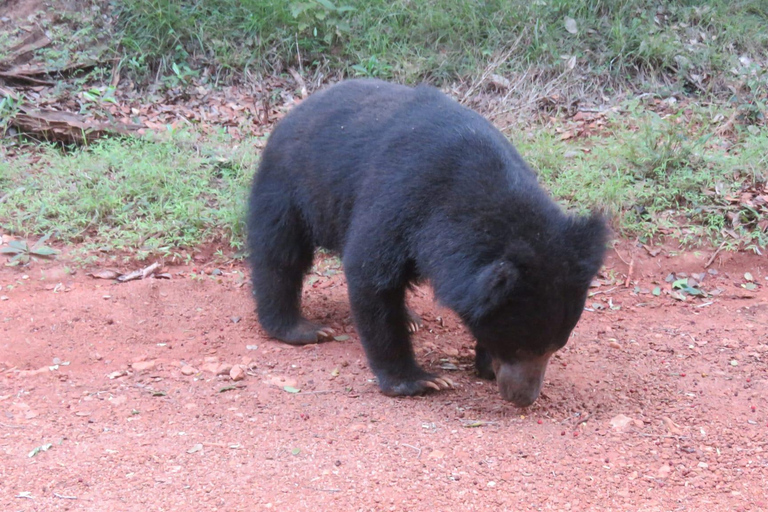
[{"xmin": 1, "ymin": 246, "xmax": 767, "ymax": 511}]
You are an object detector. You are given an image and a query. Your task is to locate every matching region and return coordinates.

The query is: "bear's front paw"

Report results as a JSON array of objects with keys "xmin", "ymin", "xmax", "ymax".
[
  {"xmin": 377, "ymin": 371, "xmax": 454, "ymax": 397},
  {"xmin": 277, "ymin": 319, "xmax": 335, "ymax": 345}
]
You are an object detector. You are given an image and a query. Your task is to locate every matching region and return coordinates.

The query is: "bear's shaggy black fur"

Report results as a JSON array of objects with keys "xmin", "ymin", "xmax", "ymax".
[{"xmin": 247, "ymin": 79, "xmax": 607, "ymax": 406}]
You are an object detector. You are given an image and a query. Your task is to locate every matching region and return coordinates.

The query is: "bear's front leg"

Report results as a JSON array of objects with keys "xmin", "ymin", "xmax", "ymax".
[
  {"xmin": 475, "ymin": 344, "xmax": 496, "ymax": 380},
  {"xmin": 347, "ymin": 282, "xmax": 453, "ymax": 396}
]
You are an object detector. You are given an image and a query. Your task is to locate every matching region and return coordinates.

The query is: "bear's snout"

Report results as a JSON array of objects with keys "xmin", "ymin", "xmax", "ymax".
[{"xmin": 494, "ymin": 353, "xmax": 553, "ymax": 407}]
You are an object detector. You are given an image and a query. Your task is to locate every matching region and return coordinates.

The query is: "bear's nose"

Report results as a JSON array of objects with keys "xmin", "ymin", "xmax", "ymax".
[{"xmin": 494, "ymin": 353, "xmax": 552, "ymax": 407}]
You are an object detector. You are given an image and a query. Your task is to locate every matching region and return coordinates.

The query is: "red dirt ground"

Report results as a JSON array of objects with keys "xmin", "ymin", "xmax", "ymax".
[{"xmin": 1, "ymin": 244, "xmax": 767, "ymax": 511}]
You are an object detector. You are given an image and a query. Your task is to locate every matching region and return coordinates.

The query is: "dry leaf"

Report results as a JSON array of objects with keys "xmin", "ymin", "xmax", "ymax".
[
  {"xmin": 565, "ymin": 17, "xmax": 578, "ymax": 34},
  {"xmin": 88, "ymin": 269, "xmax": 120, "ymax": 280}
]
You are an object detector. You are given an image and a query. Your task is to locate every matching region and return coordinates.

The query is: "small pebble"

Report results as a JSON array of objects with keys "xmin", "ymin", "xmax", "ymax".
[
  {"xmin": 132, "ymin": 360, "xmax": 155, "ymax": 372},
  {"xmin": 216, "ymin": 363, "xmax": 233, "ymax": 376},
  {"xmin": 230, "ymin": 365, "xmax": 245, "ymax": 381}
]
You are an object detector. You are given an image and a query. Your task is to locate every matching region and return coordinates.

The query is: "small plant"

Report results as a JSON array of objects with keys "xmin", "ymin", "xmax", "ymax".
[
  {"xmin": 0, "ymin": 94, "xmax": 21, "ymax": 135},
  {"xmin": 162, "ymin": 61, "xmax": 199, "ymax": 88},
  {"xmin": 1, "ymin": 234, "xmax": 59, "ymax": 266},
  {"xmin": 350, "ymin": 55, "xmax": 392, "ymax": 78},
  {"xmin": 80, "ymin": 86, "xmax": 119, "ymax": 115},
  {"xmin": 290, "ymin": 0, "xmax": 355, "ymax": 45}
]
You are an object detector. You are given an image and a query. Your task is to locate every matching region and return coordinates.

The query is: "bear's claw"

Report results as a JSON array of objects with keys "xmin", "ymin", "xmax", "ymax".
[{"xmin": 406, "ymin": 308, "xmax": 422, "ymax": 334}]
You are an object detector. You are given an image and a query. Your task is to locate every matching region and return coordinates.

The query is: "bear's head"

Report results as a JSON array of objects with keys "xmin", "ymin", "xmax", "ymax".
[{"xmin": 454, "ymin": 212, "xmax": 608, "ymax": 407}]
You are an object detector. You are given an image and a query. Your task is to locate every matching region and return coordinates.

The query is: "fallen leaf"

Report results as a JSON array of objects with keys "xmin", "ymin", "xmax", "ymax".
[
  {"xmin": 88, "ymin": 269, "xmax": 120, "ymax": 279},
  {"xmin": 564, "ymin": 16, "xmax": 578, "ymax": 34}
]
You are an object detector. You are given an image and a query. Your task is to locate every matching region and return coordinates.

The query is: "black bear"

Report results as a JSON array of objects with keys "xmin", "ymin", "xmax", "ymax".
[{"xmin": 247, "ymin": 79, "xmax": 606, "ymax": 407}]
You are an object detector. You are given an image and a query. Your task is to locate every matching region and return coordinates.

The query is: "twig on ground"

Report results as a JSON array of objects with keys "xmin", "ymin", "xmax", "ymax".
[
  {"xmin": 624, "ymin": 256, "xmax": 634, "ymax": 288},
  {"xmin": 461, "ymin": 33, "xmax": 525, "ymax": 104},
  {"xmin": 0, "ymin": 422, "xmax": 25, "ymax": 429},
  {"xmin": 302, "ymin": 486, "xmax": 341, "ymax": 493},
  {"xmin": 704, "ymin": 241, "xmax": 727, "ymax": 268},
  {"xmin": 613, "ymin": 243, "xmax": 631, "ymax": 266},
  {"xmin": 402, "ymin": 443, "xmax": 421, "ymax": 458}
]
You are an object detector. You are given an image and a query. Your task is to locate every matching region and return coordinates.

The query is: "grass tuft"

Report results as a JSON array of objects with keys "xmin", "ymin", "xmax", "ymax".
[{"xmin": 0, "ymin": 131, "xmax": 259, "ymax": 260}]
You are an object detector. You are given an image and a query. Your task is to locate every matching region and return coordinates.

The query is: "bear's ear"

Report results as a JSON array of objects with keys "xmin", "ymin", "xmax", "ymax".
[
  {"xmin": 463, "ymin": 259, "xmax": 519, "ymax": 322},
  {"xmin": 566, "ymin": 212, "xmax": 609, "ymax": 285}
]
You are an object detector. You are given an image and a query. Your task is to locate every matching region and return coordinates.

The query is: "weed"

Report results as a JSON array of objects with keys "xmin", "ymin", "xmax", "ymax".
[
  {"xmin": 0, "ymin": 95, "xmax": 21, "ymax": 134},
  {"xmin": 162, "ymin": 62, "xmax": 199, "ymax": 88},
  {"xmin": 1, "ymin": 234, "xmax": 59, "ymax": 266},
  {"xmin": 290, "ymin": 0, "xmax": 355, "ymax": 45}
]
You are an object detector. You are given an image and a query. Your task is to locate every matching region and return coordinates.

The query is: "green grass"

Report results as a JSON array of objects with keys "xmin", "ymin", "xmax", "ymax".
[
  {"xmin": 115, "ymin": 0, "xmax": 768, "ymax": 93},
  {"xmin": 0, "ymin": 131, "xmax": 259, "ymax": 262},
  {"xmin": 2, "ymin": 0, "xmax": 768, "ymax": 261},
  {"xmin": 517, "ymin": 103, "xmax": 768, "ymax": 251},
  {"xmin": 2, "ymin": 102, "xmax": 766, "ymax": 260}
]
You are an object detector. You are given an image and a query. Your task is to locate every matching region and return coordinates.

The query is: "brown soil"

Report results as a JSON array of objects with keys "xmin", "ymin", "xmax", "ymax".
[{"xmin": 1, "ymin": 244, "xmax": 767, "ymax": 511}]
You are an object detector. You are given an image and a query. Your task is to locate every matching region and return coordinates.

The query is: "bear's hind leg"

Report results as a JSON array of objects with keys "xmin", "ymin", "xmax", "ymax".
[
  {"xmin": 248, "ymin": 201, "xmax": 334, "ymax": 345},
  {"xmin": 405, "ymin": 306, "xmax": 422, "ymax": 334}
]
